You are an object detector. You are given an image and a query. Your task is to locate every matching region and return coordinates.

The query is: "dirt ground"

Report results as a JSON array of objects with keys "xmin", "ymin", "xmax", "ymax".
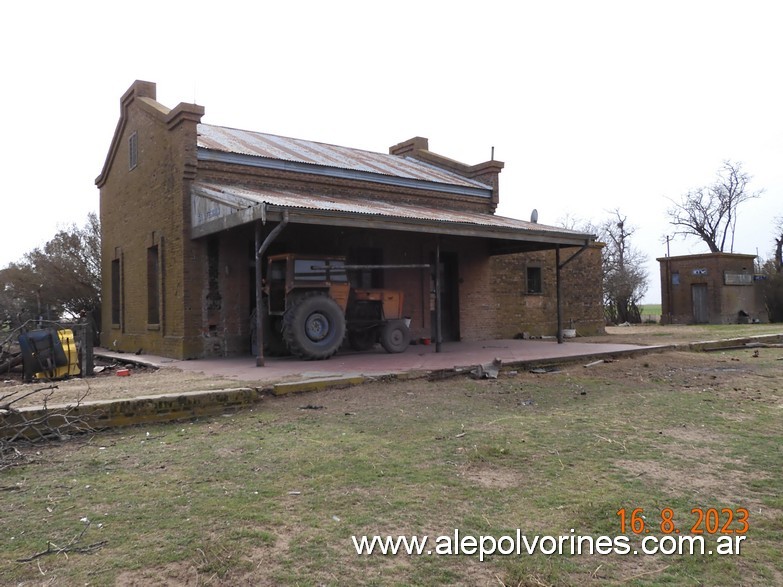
[
  {"xmin": 1, "ymin": 361, "xmax": 242, "ymax": 409},
  {"xmin": 2, "ymin": 323, "xmax": 781, "ymax": 409}
]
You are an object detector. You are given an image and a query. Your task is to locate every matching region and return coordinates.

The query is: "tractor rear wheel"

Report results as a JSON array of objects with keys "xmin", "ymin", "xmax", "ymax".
[
  {"xmin": 283, "ymin": 293, "xmax": 346, "ymax": 360},
  {"xmin": 380, "ymin": 320, "xmax": 410, "ymax": 353}
]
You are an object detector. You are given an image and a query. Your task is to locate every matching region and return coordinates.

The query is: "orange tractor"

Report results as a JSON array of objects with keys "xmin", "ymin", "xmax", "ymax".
[{"xmin": 261, "ymin": 254, "xmax": 412, "ymax": 360}]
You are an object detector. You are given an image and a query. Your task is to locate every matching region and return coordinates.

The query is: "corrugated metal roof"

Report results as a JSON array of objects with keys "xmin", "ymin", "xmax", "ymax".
[
  {"xmin": 197, "ymin": 124, "xmax": 492, "ymax": 190},
  {"xmin": 192, "ymin": 182, "xmax": 591, "ymax": 239}
]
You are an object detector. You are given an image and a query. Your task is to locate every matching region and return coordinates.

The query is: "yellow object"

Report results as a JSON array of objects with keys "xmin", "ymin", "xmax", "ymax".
[{"xmin": 35, "ymin": 329, "xmax": 81, "ymax": 380}]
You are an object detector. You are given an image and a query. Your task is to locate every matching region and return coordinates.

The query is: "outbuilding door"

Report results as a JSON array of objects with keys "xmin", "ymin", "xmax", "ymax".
[{"xmin": 692, "ymin": 283, "xmax": 709, "ymax": 324}]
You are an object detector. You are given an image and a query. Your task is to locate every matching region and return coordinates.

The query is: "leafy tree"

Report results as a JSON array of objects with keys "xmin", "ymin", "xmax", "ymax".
[
  {"xmin": 0, "ymin": 262, "xmax": 43, "ymax": 329},
  {"xmin": 667, "ymin": 160, "xmax": 762, "ymax": 253},
  {"xmin": 0, "ymin": 213, "xmax": 101, "ymax": 332}
]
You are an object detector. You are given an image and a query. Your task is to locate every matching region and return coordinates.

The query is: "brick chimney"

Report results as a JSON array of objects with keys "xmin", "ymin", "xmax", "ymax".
[
  {"xmin": 466, "ymin": 160, "xmax": 504, "ymax": 211},
  {"xmin": 390, "ymin": 136, "xmax": 504, "ymax": 212},
  {"xmin": 389, "ymin": 137, "xmax": 429, "ymax": 156},
  {"xmin": 121, "ymin": 80, "xmax": 157, "ymax": 108}
]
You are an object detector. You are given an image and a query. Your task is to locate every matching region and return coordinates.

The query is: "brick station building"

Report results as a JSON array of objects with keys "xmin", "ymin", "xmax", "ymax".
[{"xmin": 96, "ymin": 80, "xmax": 604, "ymax": 360}]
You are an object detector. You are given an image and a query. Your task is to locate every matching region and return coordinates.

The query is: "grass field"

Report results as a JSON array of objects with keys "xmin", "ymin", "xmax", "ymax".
[
  {"xmin": 639, "ymin": 304, "xmax": 662, "ymax": 321},
  {"xmin": 2, "ymin": 344, "xmax": 782, "ymax": 586}
]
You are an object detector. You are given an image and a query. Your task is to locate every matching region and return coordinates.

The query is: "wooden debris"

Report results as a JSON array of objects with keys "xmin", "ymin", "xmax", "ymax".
[{"xmin": 583, "ymin": 359, "xmax": 605, "ymax": 368}]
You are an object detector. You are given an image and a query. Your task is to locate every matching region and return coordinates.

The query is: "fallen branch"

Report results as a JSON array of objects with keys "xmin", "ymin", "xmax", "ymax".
[
  {"xmin": 0, "ymin": 352, "xmax": 23, "ymax": 374},
  {"xmin": 1, "ymin": 384, "xmax": 59, "ymax": 412},
  {"xmin": 0, "ymin": 445, "xmax": 28, "ymax": 472},
  {"xmin": 16, "ymin": 520, "xmax": 107, "ymax": 562},
  {"xmin": 16, "ymin": 539, "xmax": 108, "ymax": 562},
  {"xmin": 594, "ymin": 433, "xmax": 628, "ymax": 452},
  {"xmin": 2, "ymin": 383, "xmax": 98, "ymax": 470}
]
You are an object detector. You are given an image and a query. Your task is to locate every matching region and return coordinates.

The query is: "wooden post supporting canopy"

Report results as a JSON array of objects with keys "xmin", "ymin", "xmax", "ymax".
[{"xmin": 255, "ymin": 210, "xmax": 289, "ymax": 367}]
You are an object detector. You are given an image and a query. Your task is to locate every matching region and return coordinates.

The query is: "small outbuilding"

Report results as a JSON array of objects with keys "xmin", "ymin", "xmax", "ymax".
[{"xmin": 657, "ymin": 252, "xmax": 768, "ymax": 324}]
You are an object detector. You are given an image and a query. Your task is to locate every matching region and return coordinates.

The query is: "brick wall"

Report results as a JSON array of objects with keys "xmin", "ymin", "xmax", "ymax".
[
  {"xmin": 455, "ymin": 241, "xmax": 496, "ymax": 340},
  {"xmin": 98, "ymin": 81, "xmax": 205, "ymax": 359},
  {"xmin": 489, "ymin": 245, "xmax": 605, "ymax": 337}
]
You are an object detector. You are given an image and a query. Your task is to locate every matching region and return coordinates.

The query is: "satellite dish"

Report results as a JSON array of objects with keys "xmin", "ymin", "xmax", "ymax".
[{"xmin": 530, "ymin": 209, "xmax": 538, "ymax": 223}]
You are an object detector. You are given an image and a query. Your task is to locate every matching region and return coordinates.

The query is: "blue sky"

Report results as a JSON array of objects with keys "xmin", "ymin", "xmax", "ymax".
[{"xmin": 2, "ymin": 1, "xmax": 781, "ymax": 304}]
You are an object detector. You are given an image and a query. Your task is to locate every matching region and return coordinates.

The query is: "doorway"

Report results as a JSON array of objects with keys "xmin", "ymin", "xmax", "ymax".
[
  {"xmin": 431, "ymin": 251, "xmax": 460, "ymax": 341},
  {"xmin": 691, "ymin": 283, "xmax": 709, "ymax": 324}
]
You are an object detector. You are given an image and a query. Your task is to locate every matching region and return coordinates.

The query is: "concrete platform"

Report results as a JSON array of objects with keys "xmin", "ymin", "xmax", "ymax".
[
  {"xmin": 8, "ymin": 334, "xmax": 767, "ymax": 435},
  {"xmin": 98, "ymin": 337, "xmax": 666, "ymax": 390}
]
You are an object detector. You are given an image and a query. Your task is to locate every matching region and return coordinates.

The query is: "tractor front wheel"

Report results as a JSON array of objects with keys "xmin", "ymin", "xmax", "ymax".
[
  {"xmin": 380, "ymin": 320, "xmax": 410, "ymax": 353},
  {"xmin": 283, "ymin": 293, "xmax": 346, "ymax": 360}
]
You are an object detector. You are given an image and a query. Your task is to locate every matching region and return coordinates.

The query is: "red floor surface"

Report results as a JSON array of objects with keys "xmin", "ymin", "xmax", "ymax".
[{"xmin": 99, "ymin": 338, "xmax": 662, "ymax": 385}]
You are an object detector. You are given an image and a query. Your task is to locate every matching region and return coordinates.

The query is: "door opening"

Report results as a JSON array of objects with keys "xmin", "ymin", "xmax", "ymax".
[{"xmin": 431, "ymin": 251, "xmax": 460, "ymax": 341}]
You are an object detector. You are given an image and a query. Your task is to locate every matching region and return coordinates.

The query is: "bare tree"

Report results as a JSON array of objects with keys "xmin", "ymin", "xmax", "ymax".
[
  {"xmin": 558, "ymin": 211, "xmax": 648, "ymax": 324},
  {"xmin": 667, "ymin": 161, "xmax": 762, "ymax": 253},
  {"xmin": 774, "ymin": 216, "xmax": 783, "ymax": 273},
  {"xmin": 601, "ymin": 211, "xmax": 648, "ymax": 324}
]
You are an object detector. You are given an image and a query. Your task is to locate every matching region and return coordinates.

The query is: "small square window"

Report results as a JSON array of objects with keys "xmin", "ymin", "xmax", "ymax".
[
  {"xmin": 526, "ymin": 266, "xmax": 542, "ymax": 294},
  {"xmin": 129, "ymin": 132, "xmax": 138, "ymax": 170}
]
